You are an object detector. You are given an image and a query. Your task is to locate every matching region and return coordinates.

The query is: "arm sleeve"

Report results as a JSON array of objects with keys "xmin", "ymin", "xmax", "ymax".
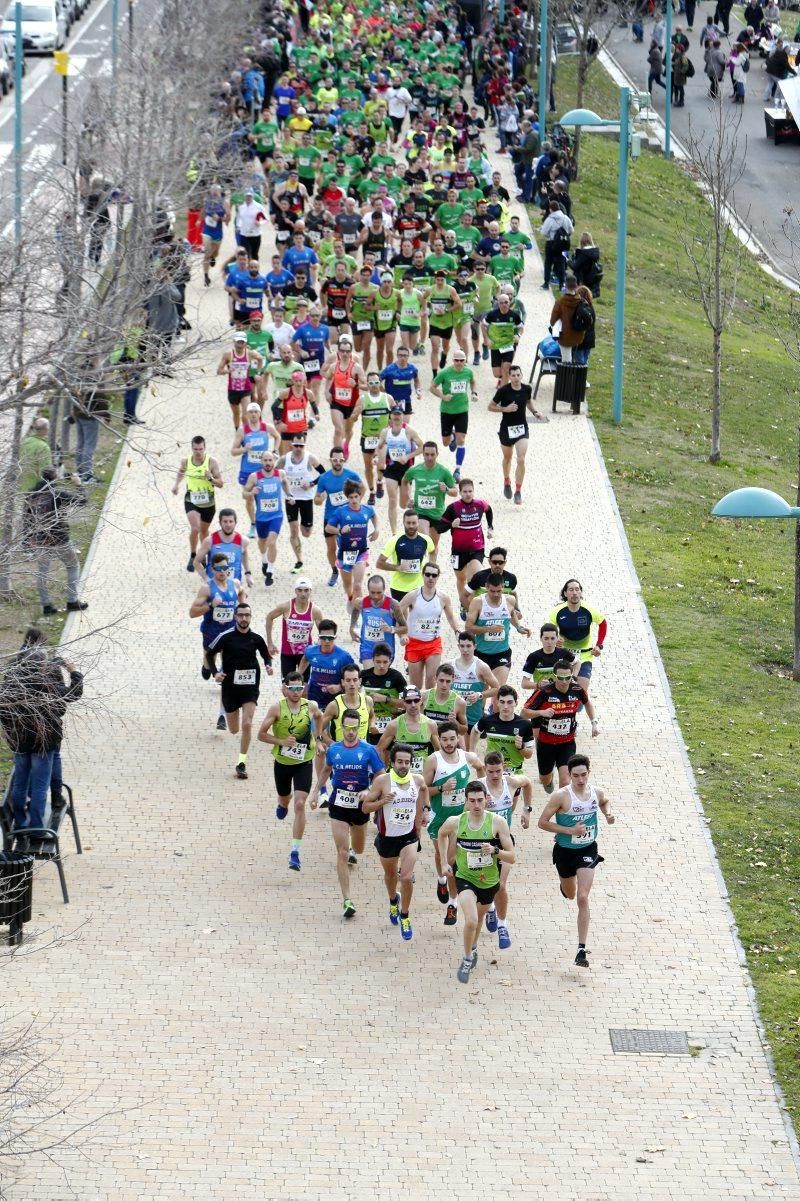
[
  {"xmin": 484, "ymin": 504, "xmax": 494, "ymax": 528},
  {"xmin": 595, "ymin": 618, "xmax": 608, "ymax": 648}
]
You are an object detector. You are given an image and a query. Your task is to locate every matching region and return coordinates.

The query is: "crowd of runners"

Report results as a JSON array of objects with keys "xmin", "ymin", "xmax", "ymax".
[{"xmin": 178, "ymin": 0, "xmax": 615, "ymax": 982}]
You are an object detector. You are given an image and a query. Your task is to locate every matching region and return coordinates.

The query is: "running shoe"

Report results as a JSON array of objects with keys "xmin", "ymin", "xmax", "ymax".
[
  {"xmin": 186, "ymin": 553, "xmax": 195, "ymax": 572},
  {"xmin": 503, "ymin": 482, "xmax": 512, "ymax": 500},
  {"xmin": 343, "ymin": 899, "xmax": 356, "ymax": 920},
  {"xmin": 498, "ymin": 924, "xmax": 511, "ymax": 950},
  {"xmin": 444, "ymin": 903, "xmax": 457, "ymax": 926},
  {"xmin": 235, "ymin": 761, "xmax": 248, "ymax": 780},
  {"xmin": 400, "ymin": 915, "xmax": 413, "ymax": 941},
  {"xmin": 574, "ymin": 947, "xmax": 589, "ymax": 968},
  {"xmin": 473, "ymin": 351, "xmax": 480, "ymax": 366},
  {"xmin": 203, "ymin": 272, "xmax": 210, "ymax": 287},
  {"xmin": 481, "ymin": 346, "xmax": 489, "ymax": 361},
  {"xmin": 328, "ymin": 568, "xmax": 339, "ymax": 587},
  {"xmin": 348, "ymin": 848, "xmax": 358, "ymax": 866},
  {"xmin": 389, "ymin": 894, "xmax": 400, "ymax": 925},
  {"xmin": 264, "ymin": 572, "xmax": 274, "ymax": 588},
  {"xmin": 513, "ymin": 490, "xmax": 522, "ymax": 506},
  {"xmin": 275, "ymin": 804, "xmax": 288, "ymax": 821},
  {"xmin": 291, "ymin": 560, "xmax": 303, "ymax": 573},
  {"xmin": 485, "ymin": 906, "xmax": 498, "ymax": 933},
  {"xmin": 436, "ymin": 879, "xmax": 449, "ymax": 904},
  {"xmin": 439, "ymin": 352, "xmax": 447, "ymax": 369},
  {"xmin": 376, "ymin": 481, "xmax": 384, "ymax": 499},
  {"xmin": 216, "ymin": 715, "xmax": 227, "ymax": 731},
  {"xmin": 288, "ymin": 848, "xmax": 301, "ymax": 871},
  {"xmin": 201, "ymin": 665, "xmax": 211, "ymax": 680},
  {"xmin": 368, "ymin": 491, "xmax": 376, "ymax": 505},
  {"xmin": 456, "ymin": 957, "xmax": 472, "ymax": 983},
  {"xmin": 453, "ymin": 467, "xmax": 461, "ymax": 483}
]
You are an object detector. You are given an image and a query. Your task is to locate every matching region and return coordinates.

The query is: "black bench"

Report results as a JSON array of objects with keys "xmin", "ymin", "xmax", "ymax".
[{"xmin": 1, "ymin": 777, "xmax": 83, "ymax": 905}]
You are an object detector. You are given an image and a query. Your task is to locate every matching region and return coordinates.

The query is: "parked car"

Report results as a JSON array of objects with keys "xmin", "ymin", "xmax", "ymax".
[{"xmin": 1, "ymin": 1, "xmax": 67, "ymax": 52}]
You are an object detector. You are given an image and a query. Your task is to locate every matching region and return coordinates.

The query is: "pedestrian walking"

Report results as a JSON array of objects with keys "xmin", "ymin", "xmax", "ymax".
[
  {"xmin": 648, "ymin": 41, "xmax": 667, "ymax": 94},
  {"xmin": 22, "ymin": 466, "xmax": 88, "ymax": 617}
]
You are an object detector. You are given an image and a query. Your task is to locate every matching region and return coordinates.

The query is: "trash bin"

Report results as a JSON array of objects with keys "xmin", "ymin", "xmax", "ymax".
[
  {"xmin": 552, "ymin": 363, "xmax": 588, "ymax": 414},
  {"xmin": 0, "ymin": 853, "xmax": 34, "ymax": 943}
]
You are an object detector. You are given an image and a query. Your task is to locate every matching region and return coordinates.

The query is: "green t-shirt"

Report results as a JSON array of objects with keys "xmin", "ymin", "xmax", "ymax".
[
  {"xmin": 434, "ymin": 202, "xmax": 466, "ymax": 231},
  {"xmin": 266, "ymin": 359, "xmax": 297, "ymax": 394},
  {"xmin": 295, "ymin": 145, "xmax": 322, "ymax": 182},
  {"xmin": 251, "ymin": 120, "xmax": 279, "ymax": 155},
  {"xmin": 404, "ymin": 461, "xmax": 455, "ymax": 521},
  {"xmin": 380, "ymin": 531, "xmax": 435, "ymax": 594},
  {"xmin": 18, "ymin": 434, "xmax": 53, "ymax": 493},
  {"xmin": 454, "ymin": 224, "xmax": 481, "ymax": 254},
  {"xmin": 425, "ymin": 252, "xmax": 458, "ymax": 277},
  {"xmin": 472, "ymin": 272, "xmax": 499, "ymax": 313},
  {"xmin": 433, "ymin": 365, "xmax": 474, "ymax": 414},
  {"xmin": 247, "ymin": 329, "xmax": 274, "ymax": 373},
  {"xmin": 491, "ymin": 253, "xmax": 521, "ymax": 286},
  {"xmin": 398, "ymin": 287, "xmax": 423, "ymax": 329}
]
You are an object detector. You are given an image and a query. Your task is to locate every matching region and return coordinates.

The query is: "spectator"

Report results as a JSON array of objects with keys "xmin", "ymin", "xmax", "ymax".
[
  {"xmin": 144, "ymin": 268, "xmax": 181, "ymax": 370},
  {"xmin": 72, "ymin": 373, "xmax": 111, "ymax": 484},
  {"xmin": 235, "ymin": 189, "xmax": 269, "ymax": 261},
  {"xmin": 743, "ymin": 1, "xmax": 764, "ymax": 31},
  {"xmin": 514, "ymin": 119, "xmax": 540, "ymax": 203},
  {"xmin": 549, "ymin": 275, "xmax": 585, "ymax": 363},
  {"xmin": 671, "ymin": 46, "xmax": 691, "ymax": 106},
  {"xmin": 0, "ymin": 638, "xmax": 83, "ymax": 845},
  {"xmin": 84, "ymin": 178, "xmax": 111, "ymax": 268},
  {"xmin": 18, "ymin": 417, "xmax": 53, "ymax": 494},
  {"xmin": 699, "ymin": 16, "xmax": 720, "ymax": 47},
  {"xmin": 730, "ymin": 44, "xmax": 748, "ymax": 103},
  {"xmin": 715, "ymin": 0, "xmax": 733, "ymax": 37},
  {"xmin": 574, "ymin": 285, "xmax": 596, "ymax": 367},
  {"xmin": 22, "ymin": 466, "xmax": 88, "ymax": 617},
  {"xmin": 764, "ymin": 39, "xmax": 795, "ymax": 102},
  {"xmin": 705, "ymin": 39, "xmax": 727, "ymax": 99},
  {"xmin": 569, "ymin": 232, "xmax": 602, "ymax": 298},
  {"xmin": 648, "ymin": 41, "xmax": 667, "ymax": 94},
  {"xmin": 540, "ymin": 200, "xmax": 573, "ymax": 291}
]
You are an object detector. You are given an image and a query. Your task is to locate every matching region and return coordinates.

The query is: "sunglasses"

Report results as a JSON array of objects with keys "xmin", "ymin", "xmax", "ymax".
[
  {"xmin": 319, "ymin": 635, "xmax": 335, "ymax": 641},
  {"xmin": 555, "ymin": 674, "xmax": 573, "ymax": 682},
  {"xmin": 423, "ymin": 572, "xmax": 439, "ymax": 579},
  {"xmin": 286, "ymin": 683, "xmax": 303, "ymax": 691}
]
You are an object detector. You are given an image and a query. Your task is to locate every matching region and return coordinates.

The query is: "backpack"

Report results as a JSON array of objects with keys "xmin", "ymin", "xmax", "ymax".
[
  {"xmin": 686, "ymin": 57, "xmax": 695, "ymax": 77},
  {"xmin": 571, "ymin": 298, "xmax": 594, "ymax": 333},
  {"xmin": 741, "ymin": 55, "xmax": 750, "ymax": 73},
  {"xmin": 589, "ymin": 259, "xmax": 604, "ymax": 282}
]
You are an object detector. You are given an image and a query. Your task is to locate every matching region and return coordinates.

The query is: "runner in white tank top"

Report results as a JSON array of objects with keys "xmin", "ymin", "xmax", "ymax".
[{"xmin": 399, "ymin": 567, "xmax": 460, "ymax": 690}]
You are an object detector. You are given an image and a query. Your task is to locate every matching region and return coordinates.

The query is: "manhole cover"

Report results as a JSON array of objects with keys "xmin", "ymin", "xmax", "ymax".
[{"xmin": 609, "ymin": 1029, "xmax": 690, "ymax": 1055}]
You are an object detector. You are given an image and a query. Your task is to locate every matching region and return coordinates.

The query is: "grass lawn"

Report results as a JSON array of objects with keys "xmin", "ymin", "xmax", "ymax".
[{"xmin": 550, "ymin": 57, "xmax": 800, "ymax": 1125}]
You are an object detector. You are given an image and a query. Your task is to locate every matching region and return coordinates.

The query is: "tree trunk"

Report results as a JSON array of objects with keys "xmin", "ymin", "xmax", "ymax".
[
  {"xmin": 795, "ymin": 429, "xmax": 800, "ymax": 681},
  {"xmin": 0, "ymin": 397, "xmax": 24, "ymax": 600},
  {"xmin": 710, "ymin": 326, "xmax": 721, "ymax": 463}
]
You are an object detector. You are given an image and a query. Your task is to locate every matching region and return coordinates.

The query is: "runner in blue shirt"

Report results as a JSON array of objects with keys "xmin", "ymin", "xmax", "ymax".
[
  {"xmin": 314, "ymin": 448, "xmax": 363, "ymax": 587},
  {"xmin": 232, "ymin": 261, "xmax": 268, "ymax": 325},
  {"xmin": 282, "ymin": 232, "xmax": 320, "ymax": 283},
  {"xmin": 381, "ymin": 353, "xmax": 422, "ymax": 415},
  {"xmin": 299, "ymin": 621, "xmax": 355, "ymax": 708},
  {"xmin": 265, "ymin": 255, "xmax": 295, "ymax": 299},
  {"xmin": 325, "ymin": 481, "xmax": 379, "ymax": 615}
]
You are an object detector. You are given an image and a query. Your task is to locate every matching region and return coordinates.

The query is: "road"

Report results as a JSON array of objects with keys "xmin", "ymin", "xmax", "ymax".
[{"xmin": 601, "ymin": 14, "xmax": 800, "ymax": 281}]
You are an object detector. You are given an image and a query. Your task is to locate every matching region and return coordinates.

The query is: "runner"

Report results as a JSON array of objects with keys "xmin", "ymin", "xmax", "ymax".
[
  {"xmin": 245, "ymin": 311, "xmax": 274, "ymax": 407},
  {"xmin": 452, "ymin": 265, "xmax": 480, "ymax": 361},
  {"xmin": 426, "ymin": 269, "xmax": 461, "ymax": 376},
  {"xmin": 277, "ymin": 433, "xmax": 323, "ymax": 573},
  {"xmin": 194, "ymin": 508, "xmax": 253, "ymax": 593},
  {"xmin": 233, "ymin": 401, "xmax": 280, "ymax": 538},
  {"xmin": 346, "ymin": 264, "xmax": 378, "ymax": 366},
  {"xmin": 439, "ymin": 478, "xmax": 494, "ymax": 611},
  {"xmin": 242, "ymin": 449, "xmax": 286, "ymax": 587},
  {"xmin": 469, "ymin": 684, "xmax": 535, "ymax": 774},
  {"xmin": 481, "ymin": 292, "xmax": 523, "ymax": 388},
  {"xmin": 465, "ymin": 547, "xmax": 520, "ymax": 608},
  {"xmin": 376, "ymin": 685, "xmax": 439, "ymax": 772},
  {"xmin": 524, "ymin": 662, "xmax": 599, "ymax": 793},
  {"xmin": 257, "ymin": 673, "xmax": 323, "ymax": 871},
  {"xmin": 320, "ymin": 260, "xmax": 353, "ymax": 347},
  {"xmin": 201, "ymin": 184, "xmax": 230, "ymax": 285},
  {"xmin": 320, "ymin": 665, "xmax": 375, "ymax": 755},
  {"xmin": 172, "ymin": 436, "xmax": 224, "ymax": 573},
  {"xmin": 465, "ymin": 573, "xmax": 531, "ymax": 687},
  {"xmin": 398, "ymin": 562, "xmax": 461, "ymax": 689},
  {"xmin": 217, "ymin": 334, "xmax": 264, "ymax": 430},
  {"xmin": 353, "ymin": 574, "xmax": 406, "ymax": 664},
  {"xmin": 359, "ymin": 372, "xmax": 392, "ymax": 504},
  {"xmin": 375, "ymin": 407, "xmax": 423, "ymax": 534},
  {"xmin": 361, "ymin": 642, "xmax": 407, "ymax": 743},
  {"xmin": 314, "ymin": 447, "xmax": 363, "ymax": 588},
  {"xmin": 273, "ymin": 369, "xmax": 313, "ymax": 452},
  {"xmin": 292, "ymin": 305, "xmax": 330, "ymax": 410},
  {"xmin": 380, "ymin": 343, "xmax": 421, "ymax": 418},
  {"xmin": 549, "ymin": 579, "xmax": 608, "ymax": 692},
  {"xmin": 422, "ymin": 664, "xmax": 468, "ymax": 739},
  {"xmin": 430, "ymin": 347, "xmax": 478, "ymax": 480},
  {"xmin": 400, "ymin": 442, "xmax": 457, "ymax": 559},
  {"xmin": 189, "ymin": 551, "xmax": 245, "ymax": 729},
  {"xmin": 361, "ymin": 743, "xmax": 427, "ymax": 940},
  {"xmin": 208, "ymin": 603, "xmax": 273, "ymax": 779},
  {"xmin": 537, "ymin": 753, "xmax": 615, "ymax": 968},
  {"xmin": 321, "ymin": 335, "xmax": 366, "ymax": 454},
  {"xmin": 370, "ymin": 270, "xmax": 401, "ymax": 370},
  {"xmin": 299, "ymin": 620, "xmax": 354, "ymax": 711},
  {"xmin": 395, "ymin": 275, "xmax": 427, "ymax": 356},
  {"xmin": 376, "ymin": 509, "xmax": 434, "ymax": 602},
  {"xmin": 451, "ymin": 630, "xmax": 499, "ymax": 734},
  {"xmin": 437, "ymin": 780, "xmax": 515, "ymax": 983},
  {"xmin": 470, "ymin": 261, "xmax": 499, "ymax": 363},
  {"xmin": 265, "ymin": 579, "xmax": 322, "ymax": 679},
  {"xmin": 422, "ymin": 720, "xmax": 483, "ymax": 925},
  {"xmin": 324, "ymin": 479, "xmax": 379, "ymax": 616},
  {"xmin": 487, "ymin": 364, "xmax": 545, "ymax": 505},
  {"xmin": 308, "ymin": 711, "xmax": 385, "ymax": 919},
  {"xmin": 480, "ymin": 750, "xmax": 533, "ymax": 950},
  {"xmin": 521, "ymin": 624, "xmax": 579, "ymax": 698}
]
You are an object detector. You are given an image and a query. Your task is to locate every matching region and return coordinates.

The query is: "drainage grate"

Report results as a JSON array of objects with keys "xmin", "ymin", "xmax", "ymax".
[{"xmin": 609, "ymin": 1029, "xmax": 690, "ymax": 1055}]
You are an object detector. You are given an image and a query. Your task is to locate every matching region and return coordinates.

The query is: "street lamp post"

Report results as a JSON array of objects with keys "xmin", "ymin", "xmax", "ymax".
[
  {"xmin": 664, "ymin": 0, "xmax": 672, "ymax": 159},
  {"xmin": 111, "ymin": 0, "xmax": 119, "ymax": 78},
  {"xmin": 538, "ymin": 0, "xmax": 548, "ymax": 140},
  {"xmin": 711, "ymin": 487, "xmax": 800, "ymax": 681},
  {"xmin": 13, "ymin": 0, "xmax": 23, "ymax": 245},
  {"xmin": 559, "ymin": 88, "xmax": 631, "ymax": 425}
]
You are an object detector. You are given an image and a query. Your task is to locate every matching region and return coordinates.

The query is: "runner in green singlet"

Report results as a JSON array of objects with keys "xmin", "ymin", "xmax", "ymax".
[
  {"xmin": 480, "ymin": 750, "xmax": 533, "ymax": 952},
  {"xmin": 421, "ymin": 663, "xmax": 467, "ymax": 737},
  {"xmin": 397, "ymin": 275, "xmax": 426, "ymax": 355},
  {"xmin": 437, "ymin": 780, "xmax": 515, "ymax": 983},
  {"xmin": 377, "ymin": 686, "xmax": 439, "ymax": 772},
  {"xmin": 427, "ymin": 269, "xmax": 461, "ymax": 377},
  {"xmin": 347, "ymin": 266, "xmax": 378, "ymax": 364},
  {"xmin": 452, "ymin": 267, "xmax": 480, "ymax": 363},
  {"xmin": 422, "ymin": 721, "xmax": 483, "ymax": 926},
  {"xmin": 469, "ymin": 263, "xmax": 500, "ymax": 363},
  {"xmin": 172, "ymin": 435, "xmax": 224, "ymax": 572},
  {"xmin": 369, "ymin": 272, "xmax": 401, "ymax": 370},
  {"xmin": 257, "ymin": 672, "xmax": 323, "ymax": 871},
  {"xmin": 359, "ymin": 372, "xmax": 392, "ymax": 502}
]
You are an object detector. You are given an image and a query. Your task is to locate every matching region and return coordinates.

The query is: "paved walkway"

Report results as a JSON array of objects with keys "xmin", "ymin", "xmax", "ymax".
[{"xmin": 7, "ymin": 134, "xmax": 800, "ymax": 1200}]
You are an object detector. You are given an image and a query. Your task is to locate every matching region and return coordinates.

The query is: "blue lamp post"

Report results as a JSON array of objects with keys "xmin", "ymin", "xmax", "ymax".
[
  {"xmin": 712, "ymin": 487, "xmax": 800, "ymax": 680},
  {"xmin": 559, "ymin": 91, "xmax": 630, "ymax": 425}
]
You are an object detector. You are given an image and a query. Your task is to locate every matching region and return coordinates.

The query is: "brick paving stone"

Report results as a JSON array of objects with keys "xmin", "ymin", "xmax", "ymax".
[{"xmin": 4, "ymin": 129, "xmax": 799, "ymax": 1201}]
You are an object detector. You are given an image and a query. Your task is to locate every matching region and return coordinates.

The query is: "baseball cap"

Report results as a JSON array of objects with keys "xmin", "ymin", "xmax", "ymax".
[
  {"xmin": 233, "ymin": 333, "xmax": 247, "ymax": 341},
  {"xmin": 402, "ymin": 686, "xmax": 421, "ymax": 700},
  {"xmin": 246, "ymin": 401, "xmax": 261, "ymax": 411},
  {"xmin": 249, "ymin": 309, "xmax": 263, "ymax": 320},
  {"xmin": 295, "ymin": 577, "xmax": 313, "ymax": 589}
]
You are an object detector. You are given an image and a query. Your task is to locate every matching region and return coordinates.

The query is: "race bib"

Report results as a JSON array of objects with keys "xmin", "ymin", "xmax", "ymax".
[
  {"xmin": 417, "ymin": 617, "xmax": 439, "ymax": 634},
  {"xmin": 378, "ymin": 309, "xmax": 394, "ymax": 323},
  {"xmin": 506, "ymin": 424, "xmax": 525, "ymax": 439},
  {"xmin": 466, "ymin": 849, "xmax": 493, "ymax": 869},
  {"xmin": 189, "ymin": 490, "xmax": 210, "ymax": 505},
  {"xmin": 449, "ymin": 380, "xmax": 468, "ymax": 394},
  {"xmin": 233, "ymin": 668, "xmax": 256, "ymax": 686},
  {"xmin": 571, "ymin": 824, "xmax": 593, "ymax": 846},
  {"xmin": 205, "ymin": 215, "xmax": 218, "ymax": 228},
  {"xmin": 356, "ymin": 320, "xmax": 372, "ymax": 332},
  {"xmin": 443, "ymin": 787, "xmax": 465, "ymax": 808},
  {"xmin": 399, "ymin": 558, "xmax": 420, "ymax": 573},
  {"xmin": 214, "ymin": 605, "xmax": 234, "ymax": 623},
  {"xmin": 282, "ymin": 742, "xmax": 308, "ymax": 761},
  {"xmin": 364, "ymin": 624, "xmax": 382, "ymax": 641},
  {"xmin": 374, "ymin": 715, "xmax": 390, "ymax": 730},
  {"xmin": 245, "ymin": 298, "xmax": 260, "ymax": 309},
  {"xmin": 259, "ymin": 497, "xmax": 279, "ymax": 513},
  {"xmin": 334, "ymin": 387, "xmax": 351, "ymax": 401},
  {"xmin": 417, "ymin": 494, "xmax": 436, "ymax": 510},
  {"xmin": 411, "ymin": 752, "xmax": 425, "ymax": 773},
  {"xmin": 461, "ymin": 301, "xmax": 474, "ymax": 315},
  {"xmin": 286, "ymin": 620, "xmax": 309, "ymax": 644},
  {"xmin": 498, "ymin": 344, "xmax": 514, "ymax": 355},
  {"xmin": 329, "ymin": 491, "xmax": 346, "ymax": 507},
  {"xmin": 389, "ymin": 447, "xmax": 406, "ymax": 461},
  {"xmin": 391, "ymin": 805, "xmax": 415, "ymax": 826},
  {"xmin": 332, "ymin": 307, "xmax": 346, "ymax": 320},
  {"xmin": 450, "ymin": 554, "xmax": 459, "ymax": 569},
  {"xmin": 335, "ymin": 788, "xmax": 360, "ymax": 808},
  {"xmin": 483, "ymin": 626, "xmax": 504, "ymax": 642},
  {"xmin": 342, "ymin": 549, "xmax": 359, "ymax": 566},
  {"xmin": 363, "ymin": 435, "xmax": 380, "ymax": 450},
  {"xmin": 303, "ymin": 358, "xmax": 320, "ymax": 373},
  {"xmin": 547, "ymin": 717, "xmax": 572, "ymax": 736}
]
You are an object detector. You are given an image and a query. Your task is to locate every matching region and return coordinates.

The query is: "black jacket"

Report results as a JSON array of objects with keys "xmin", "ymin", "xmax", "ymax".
[
  {"xmin": 570, "ymin": 246, "xmax": 602, "ymax": 296},
  {"xmin": 0, "ymin": 656, "xmax": 83, "ymax": 754}
]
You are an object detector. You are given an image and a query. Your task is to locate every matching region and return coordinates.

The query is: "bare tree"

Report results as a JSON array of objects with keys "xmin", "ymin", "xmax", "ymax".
[{"xmin": 679, "ymin": 100, "xmax": 746, "ymax": 464}]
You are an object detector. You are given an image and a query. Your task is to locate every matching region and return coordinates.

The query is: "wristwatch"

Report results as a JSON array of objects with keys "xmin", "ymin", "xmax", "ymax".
[{"xmin": 523, "ymin": 805, "xmax": 533, "ymax": 813}]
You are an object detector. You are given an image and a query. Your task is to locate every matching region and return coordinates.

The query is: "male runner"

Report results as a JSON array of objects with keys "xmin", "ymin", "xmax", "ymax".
[
  {"xmin": 314, "ymin": 446, "xmax": 362, "ymax": 588},
  {"xmin": 487, "ymin": 364, "xmax": 544, "ymax": 505},
  {"xmin": 361, "ymin": 743, "xmax": 428, "ymax": 940},
  {"xmin": 451, "ymin": 631, "xmax": 499, "ymax": 734},
  {"xmin": 465, "ymin": 573, "xmax": 530, "ymax": 687},
  {"xmin": 398, "ymin": 562, "xmax": 461, "ymax": 689},
  {"xmin": 480, "ymin": 750, "xmax": 533, "ymax": 950},
  {"xmin": 430, "ymin": 347, "xmax": 478, "ymax": 481},
  {"xmin": 537, "ymin": 753, "xmax": 614, "ymax": 968},
  {"xmin": 242, "ymin": 449, "xmax": 286, "ymax": 587},
  {"xmin": 521, "ymin": 624, "xmax": 579, "ymax": 697},
  {"xmin": 524, "ymin": 661, "xmax": 599, "ymax": 793},
  {"xmin": 469, "ymin": 685, "xmax": 535, "ymax": 773},
  {"xmin": 189, "ymin": 551, "xmax": 244, "ymax": 728},
  {"xmin": 194, "ymin": 508, "xmax": 253, "ymax": 592},
  {"xmin": 257, "ymin": 672, "xmax": 322, "ymax": 870},
  {"xmin": 209, "ymin": 603, "xmax": 273, "ymax": 779},
  {"xmin": 353, "ymin": 575, "xmax": 406, "ymax": 664},
  {"xmin": 361, "ymin": 642, "xmax": 407, "ymax": 743},
  {"xmin": 400, "ymin": 441, "xmax": 457, "ymax": 558},
  {"xmin": 421, "ymin": 663, "xmax": 468, "ymax": 738},
  {"xmin": 277, "ymin": 433, "xmax": 323, "ymax": 573},
  {"xmin": 172, "ymin": 436, "xmax": 224, "ymax": 573},
  {"xmin": 423, "ymin": 720, "xmax": 483, "ymax": 926},
  {"xmin": 266, "ymin": 578, "xmax": 322, "ymax": 679},
  {"xmin": 325, "ymin": 479, "xmax": 379, "ymax": 615},
  {"xmin": 376, "ymin": 685, "xmax": 439, "ymax": 772},
  {"xmin": 376, "ymin": 509, "xmax": 434, "ymax": 602}
]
